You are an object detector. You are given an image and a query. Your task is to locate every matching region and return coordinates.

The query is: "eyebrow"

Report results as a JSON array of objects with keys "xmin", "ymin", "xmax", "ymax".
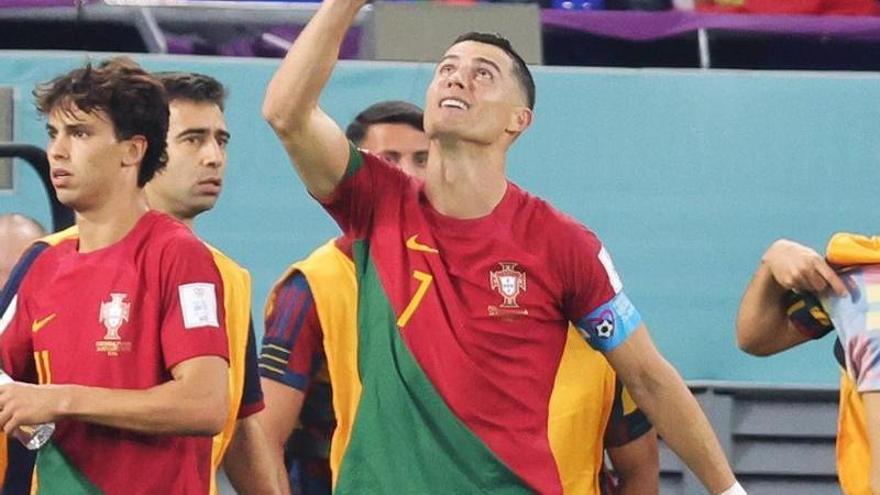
[
  {"xmin": 46, "ymin": 123, "xmax": 93, "ymax": 134},
  {"xmin": 176, "ymin": 128, "xmax": 231, "ymax": 140},
  {"xmin": 474, "ymin": 57, "xmax": 502, "ymax": 75},
  {"xmin": 437, "ymin": 54, "xmax": 502, "ymax": 75},
  {"xmin": 438, "ymin": 54, "xmax": 459, "ymax": 64}
]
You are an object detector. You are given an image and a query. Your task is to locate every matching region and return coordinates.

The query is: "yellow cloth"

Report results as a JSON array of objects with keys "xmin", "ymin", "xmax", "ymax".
[
  {"xmin": 206, "ymin": 245, "xmax": 252, "ymax": 495},
  {"xmin": 825, "ymin": 232, "xmax": 876, "ymax": 494},
  {"xmin": 265, "ymin": 239, "xmax": 360, "ymax": 488}
]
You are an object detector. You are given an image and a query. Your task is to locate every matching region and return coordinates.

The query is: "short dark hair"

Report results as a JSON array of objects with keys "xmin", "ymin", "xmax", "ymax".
[
  {"xmin": 451, "ymin": 32, "xmax": 535, "ymax": 110},
  {"xmin": 345, "ymin": 100, "xmax": 424, "ymax": 145},
  {"xmin": 156, "ymin": 72, "xmax": 227, "ymax": 111},
  {"xmin": 33, "ymin": 56, "xmax": 168, "ymax": 187}
]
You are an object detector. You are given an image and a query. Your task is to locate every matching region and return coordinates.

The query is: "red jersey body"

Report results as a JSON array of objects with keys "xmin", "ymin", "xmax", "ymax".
[
  {"xmin": 322, "ymin": 148, "xmax": 642, "ymax": 494},
  {"xmin": 0, "ymin": 211, "xmax": 229, "ymax": 494}
]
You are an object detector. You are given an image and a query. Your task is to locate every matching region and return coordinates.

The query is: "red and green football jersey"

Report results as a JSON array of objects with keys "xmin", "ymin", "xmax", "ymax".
[
  {"xmin": 0, "ymin": 211, "xmax": 229, "ymax": 494},
  {"xmin": 318, "ymin": 147, "xmax": 643, "ymax": 494}
]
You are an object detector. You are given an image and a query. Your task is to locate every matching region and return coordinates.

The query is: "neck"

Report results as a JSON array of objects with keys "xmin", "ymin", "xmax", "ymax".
[
  {"xmin": 424, "ymin": 138, "xmax": 508, "ymax": 219},
  {"xmin": 76, "ymin": 192, "xmax": 149, "ymax": 253},
  {"xmin": 144, "ymin": 188, "xmax": 195, "ymax": 230}
]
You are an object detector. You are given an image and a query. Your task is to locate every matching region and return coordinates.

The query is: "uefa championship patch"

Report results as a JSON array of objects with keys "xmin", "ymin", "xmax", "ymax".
[
  {"xmin": 178, "ymin": 283, "xmax": 219, "ymax": 329},
  {"xmin": 598, "ymin": 246, "xmax": 623, "ymax": 294}
]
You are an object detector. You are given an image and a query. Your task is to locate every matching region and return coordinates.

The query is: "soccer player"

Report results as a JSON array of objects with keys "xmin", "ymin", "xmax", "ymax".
[
  {"xmin": 146, "ymin": 71, "xmax": 277, "ymax": 495},
  {"xmin": 0, "ymin": 214, "xmax": 45, "ymax": 289},
  {"xmin": 258, "ymin": 100, "xmax": 428, "ymax": 495},
  {"xmin": 736, "ymin": 236, "xmax": 877, "ymax": 495},
  {"xmin": 258, "ymin": 100, "xmax": 660, "ymax": 495},
  {"xmin": 262, "ymin": 2, "xmax": 740, "ymax": 491},
  {"xmin": 0, "ymin": 57, "xmax": 229, "ymax": 494}
]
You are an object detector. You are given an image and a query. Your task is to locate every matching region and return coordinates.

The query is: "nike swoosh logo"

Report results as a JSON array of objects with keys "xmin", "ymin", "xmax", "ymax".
[
  {"xmin": 31, "ymin": 313, "xmax": 56, "ymax": 333},
  {"xmin": 406, "ymin": 235, "xmax": 439, "ymax": 254}
]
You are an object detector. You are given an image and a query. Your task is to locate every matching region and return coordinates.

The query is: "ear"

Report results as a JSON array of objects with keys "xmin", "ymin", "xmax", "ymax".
[
  {"xmin": 506, "ymin": 107, "xmax": 533, "ymax": 135},
  {"xmin": 120, "ymin": 135, "xmax": 148, "ymax": 169}
]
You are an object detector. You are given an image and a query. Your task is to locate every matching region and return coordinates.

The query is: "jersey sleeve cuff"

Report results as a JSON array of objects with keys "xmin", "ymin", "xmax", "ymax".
[
  {"xmin": 315, "ymin": 142, "xmax": 364, "ymax": 206},
  {"xmin": 237, "ymin": 400, "xmax": 265, "ymax": 419}
]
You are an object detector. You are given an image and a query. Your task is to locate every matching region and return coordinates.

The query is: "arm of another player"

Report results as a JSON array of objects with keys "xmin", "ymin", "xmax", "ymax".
[
  {"xmin": 258, "ymin": 380, "xmax": 304, "ymax": 495},
  {"xmin": 0, "ymin": 355, "xmax": 228, "ymax": 435},
  {"xmin": 736, "ymin": 239, "xmax": 846, "ymax": 356},
  {"xmin": 225, "ymin": 321, "xmax": 280, "ymax": 495},
  {"xmin": 262, "ymin": 0, "xmax": 364, "ymax": 199},
  {"xmin": 256, "ymin": 271, "xmax": 325, "ymax": 495},
  {"xmin": 604, "ymin": 380, "xmax": 659, "ymax": 495},
  {"xmin": 607, "ymin": 430, "xmax": 659, "ymax": 495},
  {"xmin": 225, "ymin": 416, "xmax": 280, "ymax": 495},
  {"xmin": 604, "ymin": 326, "xmax": 736, "ymax": 494}
]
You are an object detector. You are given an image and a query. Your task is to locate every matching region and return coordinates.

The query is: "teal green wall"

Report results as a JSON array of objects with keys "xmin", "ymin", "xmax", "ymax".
[{"xmin": 2, "ymin": 51, "xmax": 878, "ymax": 385}]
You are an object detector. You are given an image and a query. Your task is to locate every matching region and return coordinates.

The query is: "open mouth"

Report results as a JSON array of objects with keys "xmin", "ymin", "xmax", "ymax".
[{"xmin": 439, "ymin": 98, "xmax": 470, "ymax": 110}]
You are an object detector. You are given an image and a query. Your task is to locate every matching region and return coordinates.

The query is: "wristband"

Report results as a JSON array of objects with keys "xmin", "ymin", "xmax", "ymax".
[
  {"xmin": 784, "ymin": 290, "xmax": 834, "ymax": 340},
  {"xmin": 717, "ymin": 481, "xmax": 747, "ymax": 495}
]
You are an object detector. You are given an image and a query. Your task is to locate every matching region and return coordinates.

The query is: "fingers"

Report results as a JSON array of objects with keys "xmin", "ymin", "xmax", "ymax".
[
  {"xmin": 813, "ymin": 260, "xmax": 848, "ymax": 296},
  {"xmin": 764, "ymin": 239, "xmax": 846, "ymax": 295}
]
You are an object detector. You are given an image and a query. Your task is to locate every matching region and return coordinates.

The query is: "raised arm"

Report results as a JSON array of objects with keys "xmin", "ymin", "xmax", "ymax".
[
  {"xmin": 736, "ymin": 239, "xmax": 846, "ymax": 356},
  {"xmin": 262, "ymin": 0, "xmax": 365, "ymax": 199}
]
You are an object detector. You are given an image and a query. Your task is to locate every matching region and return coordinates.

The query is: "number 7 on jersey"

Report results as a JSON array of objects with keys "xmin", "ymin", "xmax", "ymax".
[{"xmin": 397, "ymin": 270, "xmax": 433, "ymax": 328}]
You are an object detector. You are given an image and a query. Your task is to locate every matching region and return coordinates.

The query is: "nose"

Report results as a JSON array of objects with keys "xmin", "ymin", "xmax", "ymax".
[
  {"xmin": 202, "ymin": 139, "xmax": 225, "ymax": 169},
  {"xmin": 47, "ymin": 134, "xmax": 69, "ymax": 162},
  {"xmin": 445, "ymin": 67, "xmax": 466, "ymax": 89}
]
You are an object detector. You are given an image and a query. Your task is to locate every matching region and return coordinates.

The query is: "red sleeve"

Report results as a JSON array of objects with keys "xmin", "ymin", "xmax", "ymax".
[
  {"xmin": 560, "ymin": 225, "xmax": 619, "ymax": 322},
  {"xmin": 259, "ymin": 271, "xmax": 323, "ymax": 391},
  {"xmin": 561, "ymin": 224, "xmax": 643, "ymax": 352},
  {"xmin": 238, "ymin": 318, "xmax": 264, "ymax": 418},
  {"xmin": 159, "ymin": 234, "xmax": 229, "ymax": 370},
  {"xmin": 0, "ymin": 293, "xmax": 35, "ymax": 383},
  {"xmin": 320, "ymin": 143, "xmax": 409, "ymax": 240}
]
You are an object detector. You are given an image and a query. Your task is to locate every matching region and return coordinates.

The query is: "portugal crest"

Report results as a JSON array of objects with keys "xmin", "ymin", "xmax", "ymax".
[
  {"xmin": 490, "ymin": 262, "xmax": 527, "ymax": 309},
  {"xmin": 99, "ymin": 293, "xmax": 130, "ymax": 341}
]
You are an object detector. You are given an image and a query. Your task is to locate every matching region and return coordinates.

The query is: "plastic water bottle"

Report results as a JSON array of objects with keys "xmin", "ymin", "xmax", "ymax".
[{"xmin": 0, "ymin": 370, "xmax": 55, "ymax": 450}]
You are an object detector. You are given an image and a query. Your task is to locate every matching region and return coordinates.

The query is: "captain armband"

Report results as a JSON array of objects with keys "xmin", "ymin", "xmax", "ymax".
[{"xmin": 784, "ymin": 290, "xmax": 834, "ymax": 340}]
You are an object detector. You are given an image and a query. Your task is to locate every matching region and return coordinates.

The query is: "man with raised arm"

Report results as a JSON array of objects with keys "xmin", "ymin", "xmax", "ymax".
[{"xmin": 263, "ymin": 2, "xmax": 742, "ymax": 493}]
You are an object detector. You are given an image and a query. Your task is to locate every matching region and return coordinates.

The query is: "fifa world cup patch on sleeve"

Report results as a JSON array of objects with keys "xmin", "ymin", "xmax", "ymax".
[
  {"xmin": 598, "ymin": 247, "xmax": 623, "ymax": 294},
  {"xmin": 178, "ymin": 283, "xmax": 219, "ymax": 329}
]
